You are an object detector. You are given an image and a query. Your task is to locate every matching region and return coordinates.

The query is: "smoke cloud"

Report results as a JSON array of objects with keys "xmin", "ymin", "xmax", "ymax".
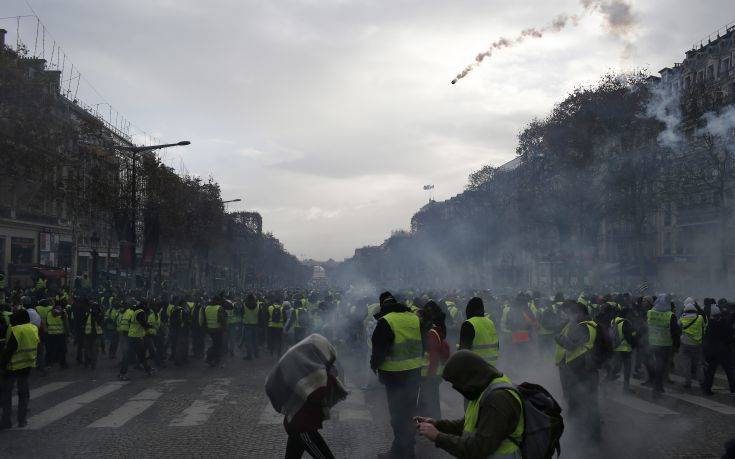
[
  {"xmin": 644, "ymin": 81, "xmax": 684, "ymax": 150},
  {"xmin": 451, "ymin": 0, "xmax": 637, "ymax": 84}
]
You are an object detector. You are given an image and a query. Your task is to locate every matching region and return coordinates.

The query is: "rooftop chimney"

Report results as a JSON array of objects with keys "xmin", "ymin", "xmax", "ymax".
[
  {"xmin": 0, "ymin": 29, "xmax": 6, "ymax": 49},
  {"xmin": 44, "ymin": 70, "xmax": 62, "ymax": 95}
]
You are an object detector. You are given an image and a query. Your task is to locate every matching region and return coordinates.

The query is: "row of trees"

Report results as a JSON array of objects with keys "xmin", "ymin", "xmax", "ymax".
[
  {"xmin": 0, "ymin": 45, "xmax": 309, "ymax": 289},
  {"xmin": 335, "ymin": 71, "xmax": 735, "ymax": 295}
]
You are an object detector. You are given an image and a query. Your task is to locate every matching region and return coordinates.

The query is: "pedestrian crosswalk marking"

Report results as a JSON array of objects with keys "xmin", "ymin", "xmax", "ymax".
[
  {"xmin": 169, "ymin": 378, "xmax": 231, "ymax": 427},
  {"xmin": 25, "ymin": 381, "xmax": 129, "ymax": 430},
  {"xmin": 13, "ymin": 381, "xmax": 75, "ymax": 408},
  {"xmin": 608, "ymin": 393, "xmax": 678, "ymax": 416},
  {"xmin": 88, "ymin": 380, "xmax": 184, "ymax": 428}
]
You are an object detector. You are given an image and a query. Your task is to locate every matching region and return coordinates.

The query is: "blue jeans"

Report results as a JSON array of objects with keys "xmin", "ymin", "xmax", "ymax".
[{"xmin": 242, "ymin": 325, "xmax": 258, "ymax": 358}]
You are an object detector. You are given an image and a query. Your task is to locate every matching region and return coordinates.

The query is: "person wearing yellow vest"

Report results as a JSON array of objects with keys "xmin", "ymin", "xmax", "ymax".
[
  {"xmin": 554, "ymin": 300, "xmax": 601, "ymax": 442},
  {"xmin": 223, "ymin": 300, "xmax": 240, "ymax": 357},
  {"xmin": 241, "ymin": 294, "xmax": 260, "ymax": 360},
  {"xmin": 44, "ymin": 300, "xmax": 69, "ymax": 369},
  {"xmin": 169, "ymin": 299, "xmax": 190, "ymax": 366},
  {"xmin": 609, "ymin": 308, "xmax": 636, "ymax": 391},
  {"xmin": 285, "ymin": 301, "xmax": 310, "ymax": 343},
  {"xmin": 370, "ymin": 292, "xmax": 424, "ymax": 458},
  {"xmin": 145, "ymin": 302, "xmax": 165, "ymax": 368},
  {"xmin": 118, "ymin": 301, "xmax": 153, "ymax": 381},
  {"xmin": 200, "ymin": 298, "xmax": 227, "ymax": 366},
  {"xmin": 416, "ymin": 350, "xmax": 524, "ymax": 458},
  {"xmin": 678, "ymin": 299, "xmax": 704, "ymax": 389},
  {"xmin": 418, "ymin": 301, "xmax": 450, "ymax": 421},
  {"xmin": 459, "ymin": 297, "xmax": 499, "ymax": 367},
  {"xmin": 0, "ymin": 309, "xmax": 40, "ymax": 428},
  {"xmin": 82, "ymin": 300, "xmax": 104, "ymax": 370},
  {"xmin": 646, "ymin": 294, "xmax": 680, "ymax": 395},
  {"xmin": 104, "ymin": 301, "xmax": 122, "ymax": 360},
  {"xmin": 266, "ymin": 300, "xmax": 286, "ymax": 357}
]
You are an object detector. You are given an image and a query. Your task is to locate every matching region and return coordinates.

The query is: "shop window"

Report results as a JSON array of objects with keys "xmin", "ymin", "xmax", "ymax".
[{"xmin": 11, "ymin": 237, "xmax": 34, "ymax": 265}]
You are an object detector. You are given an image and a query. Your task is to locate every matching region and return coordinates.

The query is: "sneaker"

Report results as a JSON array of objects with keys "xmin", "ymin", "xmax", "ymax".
[{"xmin": 118, "ymin": 374, "xmax": 130, "ymax": 381}]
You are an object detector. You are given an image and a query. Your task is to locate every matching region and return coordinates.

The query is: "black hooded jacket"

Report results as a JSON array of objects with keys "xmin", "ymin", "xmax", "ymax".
[
  {"xmin": 434, "ymin": 350, "xmax": 522, "ymax": 458},
  {"xmin": 459, "ymin": 297, "xmax": 485, "ymax": 350}
]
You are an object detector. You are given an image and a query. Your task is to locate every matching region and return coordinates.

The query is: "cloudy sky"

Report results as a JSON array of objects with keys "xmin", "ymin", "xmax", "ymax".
[{"xmin": 3, "ymin": 0, "xmax": 733, "ymax": 260}]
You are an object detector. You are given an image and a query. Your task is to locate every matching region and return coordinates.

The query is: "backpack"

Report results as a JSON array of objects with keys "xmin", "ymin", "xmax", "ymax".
[
  {"xmin": 590, "ymin": 321, "xmax": 614, "ymax": 368},
  {"xmin": 271, "ymin": 305, "xmax": 282, "ymax": 323},
  {"xmin": 491, "ymin": 382, "xmax": 564, "ymax": 459}
]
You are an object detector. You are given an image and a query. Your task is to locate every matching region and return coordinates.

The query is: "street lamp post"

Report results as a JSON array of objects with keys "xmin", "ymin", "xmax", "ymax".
[
  {"xmin": 90, "ymin": 231, "xmax": 100, "ymax": 291},
  {"xmin": 120, "ymin": 141, "xmax": 190, "ymax": 285}
]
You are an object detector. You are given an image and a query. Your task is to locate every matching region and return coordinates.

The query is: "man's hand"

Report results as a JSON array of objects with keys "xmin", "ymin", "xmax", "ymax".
[
  {"xmin": 417, "ymin": 422, "xmax": 439, "ymax": 442},
  {"xmin": 413, "ymin": 416, "xmax": 435, "ymax": 425}
]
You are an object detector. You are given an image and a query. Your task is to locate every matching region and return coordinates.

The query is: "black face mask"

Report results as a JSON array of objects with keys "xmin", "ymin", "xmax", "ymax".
[{"xmin": 452, "ymin": 384, "xmax": 477, "ymax": 401}]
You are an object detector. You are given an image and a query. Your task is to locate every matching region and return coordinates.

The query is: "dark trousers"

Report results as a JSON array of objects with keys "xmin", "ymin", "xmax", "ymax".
[
  {"xmin": 285, "ymin": 431, "xmax": 335, "ymax": 459},
  {"xmin": 1, "ymin": 369, "xmax": 30, "ymax": 424},
  {"xmin": 563, "ymin": 363, "xmax": 600, "ymax": 441},
  {"xmin": 242, "ymin": 325, "xmax": 258, "ymax": 359},
  {"xmin": 227, "ymin": 324, "xmax": 239, "ymax": 356},
  {"xmin": 703, "ymin": 346, "xmax": 735, "ymax": 392},
  {"xmin": 45, "ymin": 334, "xmax": 67, "ymax": 368},
  {"xmin": 192, "ymin": 329, "xmax": 205, "ymax": 358},
  {"xmin": 267, "ymin": 327, "xmax": 283, "ymax": 357},
  {"xmin": 383, "ymin": 371, "xmax": 420, "ymax": 457},
  {"xmin": 174, "ymin": 330, "xmax": 189, "ymax": 365},
  {"xmin": 206, "ymin": 331, "xmax": 223, "ymax": 365},
  {"xmin": 119, "ymin": 337, "xmax": 150, "ymax": 375},
  {"xmin": 680, "ymin": 344, "xmax": 701, "ymax": 385},
  {"xmin": 611, "ymin": 351, "xmax": 632, "ymax": 388},
  {"xmin": 651, "ymin": 346, "xmax": 672, "ymax": 392},
  {"xmin": 417, "ymin": 376, "xmax": 442, "ymax": 420},
  {"xmin": 107, "ymin": 330, "xmax": 119, "ymax": 358},
  {"xmin": 83, "ymin": 334, "xmax": 100, "ymax": 368}
]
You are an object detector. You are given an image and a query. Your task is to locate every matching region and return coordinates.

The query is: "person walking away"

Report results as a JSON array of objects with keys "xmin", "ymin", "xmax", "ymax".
[
  {"xmin": 267, "ymin": 301, "xmax": 286, "ymax": 357},
  {"xmin": 609, "ymin": 308, "xmax": 636, "ymax": 392},
  {"xmin": 118, "ymin": 301, "xmax": 153, "ymax": 381},
  {"xmin": 370, "ymin": 292, "xmax": 424, "ymax": 459},
  {"xmin": 83, "ymin": 301, "xmax": 104, "ymax": 370},
  {"xmin": 265, "ymin": 334, "xmax": 348, "ymax": 459},
  {"xmin": 201, "ymin": 298, "xmax": 227, "ymax": 366},
  {"xmin": 191, "ymin": 301, "xmax": 205, "ymax": 359},
  {"xmin": 104, "ymin": 300, "xmax": 121, "ymax": 359},
  {"xmin": 224, "ymin": 300, "xmax": 241, "ymax": 356},
  {"xmin": 646, "ymin": 294, "xmax": 680, "ymax": 396},
  {"xmin": 0, "ymin": 309, "xmax": 40, "ymax": 428},
  {"xmin": 146, "ymin": 303, "xmax": 165, "ymax": 368},
  {"xmin": 44, "ymin": 300, "xmax": 69, "ymax": 369},
  {"xmin": 419, "ymin": 301, "xmax": 450, "ymax": 421},
  {"xmin": 458, "ymin": 297, "xmax": 499, "ymax": 368},
  {"xmin": 285, "ymin": 301, "xmax": 310, "ymax": 344},
  {"xmin": 415, "ymin": 350, "xmax": 523, "ymax": 459},
  {"xmin": 701, "ymin": 305, "xmax": 735, "ymax": 395},
  {"xmin": 554, "ymin": 300, "xmax": 601, "ymax": 443},
  {"xmin": 242, "ymin": 294, "xmax": 260, "ymax": 360},
  {"xmin": 170, "ymin": 300, "xmax": 190, "ymax": 366},
  {"xmin": 116, "ymin": 301, "xmax": 135, "ymax": 369},
  {"xmin": 679, "ymin": 298, "xmax": 704, "ymax": 389}
]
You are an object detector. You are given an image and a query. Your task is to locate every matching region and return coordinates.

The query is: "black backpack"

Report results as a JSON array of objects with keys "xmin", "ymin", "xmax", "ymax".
[
  {"xmin": 491, "ymin": 382, "xmax": 564, "ymax": 459},
  {"xmin": 590, "ymin": 321, "xmax": 614, "ymax": 369},
  {"xmin": 271, "ymin": 305, "xmax": 282, "ymax": 323}
]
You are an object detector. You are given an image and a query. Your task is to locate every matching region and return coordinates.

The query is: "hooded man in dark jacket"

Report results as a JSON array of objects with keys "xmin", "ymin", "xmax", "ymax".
[
  {"xmin": 371, "ymin": 291, "xmax": 425, "ymax": 459},
  {"xmin": 415, "ymin": 350, "xmax": 523, "ymax": 458}
]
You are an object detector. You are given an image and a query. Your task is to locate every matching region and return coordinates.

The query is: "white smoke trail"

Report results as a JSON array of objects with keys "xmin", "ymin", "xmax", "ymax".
[{"xmin": 451, "ymin": 0, "xmax": 636, "ymax": 84}]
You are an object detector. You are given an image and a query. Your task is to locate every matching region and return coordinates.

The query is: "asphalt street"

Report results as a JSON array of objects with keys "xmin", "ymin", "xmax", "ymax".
[{"xmin": 2, "ymin": 342, "xmax": 734, "ymax": 458}]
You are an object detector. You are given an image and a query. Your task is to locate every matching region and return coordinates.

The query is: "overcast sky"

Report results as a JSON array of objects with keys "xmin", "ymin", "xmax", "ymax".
[{"xmin": 3, "ymin": 0, "xmax": 733, "ymax": 260}]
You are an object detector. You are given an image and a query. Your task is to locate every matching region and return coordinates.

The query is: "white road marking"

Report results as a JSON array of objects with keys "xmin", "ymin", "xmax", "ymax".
[
  {"xmin": 25, "ymin": 381, "xmax": 129, "ymax": 430},
  {"xmin": 608, "ymin": 393, "xmax": 678, "ymax": 416},
  {"xmin": 169, "ymin": 378, "xmax": 231, "ymax": 427},
  {"xmin": 258, "ymin": 403, "xmax": 282, "ymax": 425},
  {"xmin": 13, "ymin": 381, "xmax": 75, "ymax": 408},
  {"xmin": 87, "ymin": 380, "xmax": 184, "ymax": 428}
]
